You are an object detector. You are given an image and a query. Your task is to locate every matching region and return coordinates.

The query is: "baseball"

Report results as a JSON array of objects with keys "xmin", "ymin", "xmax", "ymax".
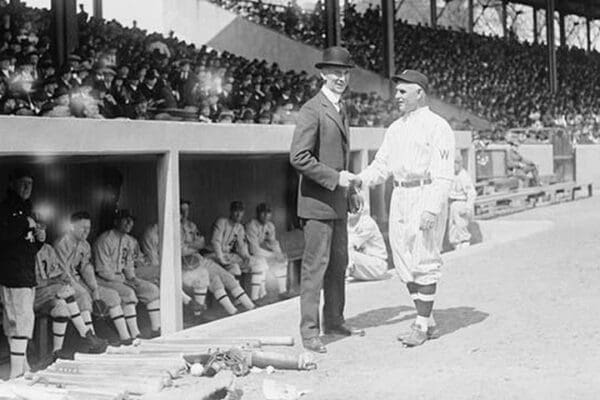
[{"xmin": 190, "ymin": 363, "xmax": 204, "ymax": 376}]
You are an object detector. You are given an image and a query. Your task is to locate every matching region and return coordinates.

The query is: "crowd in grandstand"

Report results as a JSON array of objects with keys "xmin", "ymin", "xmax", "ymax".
[
  {"xmin": 0, "ymin": 1, "xmax": 400, "ymax": 126},
  {"xmin": 1, "ymin": 0, "xmax": 600, "ymax": 137},
  {"xmin": 210, "ymin": 0, "xmax": 600, "ymax": 137}
]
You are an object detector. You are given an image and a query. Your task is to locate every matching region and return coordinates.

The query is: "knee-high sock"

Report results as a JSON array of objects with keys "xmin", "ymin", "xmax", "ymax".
[
  {"xmin": 122, "ymin": 303, "xmax": 140, "ymax": 338},
  {"xmin": 276, "ymin": 271, "xmax": 287, "ymax": 294},
  {"xmin": 51, "ymin": 316, "xmax": 68, "ymax": 351},
  {"xmin": 250, "ymin": 271, "xmax": 265, "ymax": 300},
  {"xmin": 146, "ymin": 299, "xmax": 161, "ymax": 331},
  {"xmin": 406, "ymin": 282, "xmax": 419, "ymax": 306},
  {"xmin": 81, "ymin": 310, "xmax": 94, "ymax": 334},
  {"xmin": 230, "ymin": 286, "xmax": 255, "ymax": 310},
  {"xmin": 193, "ymin": 288, "xmax": 207, "ymax": 306},
  {"xmin": 414, "ymin": 284, "xmax": 436, "ymax": 330},
  {"xmin": 213, "ymin": 288, "xmax": 237, "ymax": 315},
  {"xmin": 109, "ymin": 306, "xmax": 130, "ymax": 341},
  {"xmin": 65, "ymin": 296, "xmax": 89, "ymax": 337},
  {"xmin": 9, "ymin": 336, "xmax": 28, "ymax": 379}
]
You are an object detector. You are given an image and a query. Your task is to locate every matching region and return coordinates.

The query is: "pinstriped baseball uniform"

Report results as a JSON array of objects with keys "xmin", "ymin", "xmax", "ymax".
[
  {"xmin": 54, "ymin": 234, "xmax": 121, "ymax": 308},
  {"xmin": 358, "ymin": 106, "xmax": 455, "ymax": 285},
  {"xmin": 448, "ymin": 168, "xmax": 476, "ymax": 246},
  {"xmin": 93, "ymin": 229, "xmax": 159, "ymax": 304},
  {"xmin": 246, "ymin": 219, "xmax": 288, "ymax": 271},
  {"xmin": 34, "ymin": 243, "xmax": 73, "ymax": 316}
]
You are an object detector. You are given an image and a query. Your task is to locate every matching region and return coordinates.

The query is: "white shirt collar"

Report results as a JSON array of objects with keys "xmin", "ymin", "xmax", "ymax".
[{"xmin": 321, "ymin": 86, "xmax": 342, "ymax": 108}]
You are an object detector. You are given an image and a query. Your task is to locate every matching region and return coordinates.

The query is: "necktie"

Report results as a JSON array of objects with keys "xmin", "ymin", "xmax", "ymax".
[{"xmin": 338, "ymin": 101, "xmax": 347, "ymax": 128}]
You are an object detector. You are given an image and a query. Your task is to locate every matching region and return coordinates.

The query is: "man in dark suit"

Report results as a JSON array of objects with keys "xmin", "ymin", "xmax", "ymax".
[{"xmin": 290, "ymin": 46, "xmax": 365, "ymax": 353}]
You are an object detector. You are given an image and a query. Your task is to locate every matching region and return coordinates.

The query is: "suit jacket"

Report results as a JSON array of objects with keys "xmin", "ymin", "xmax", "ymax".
[{"xmin": 290, "ymin": 90, "xmax": 352, "ymax": 220}]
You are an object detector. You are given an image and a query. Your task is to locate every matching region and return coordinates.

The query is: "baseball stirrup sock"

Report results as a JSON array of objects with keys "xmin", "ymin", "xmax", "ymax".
[
  {"xmin": 214, "ymin": 289, "xmax": 237, "ymax": 314},
  {"xmin": 414, "ymin": 283, "xmax": 436, "ymax": 318},
  {"xmin": 276, "ymin": 272, "xmax": 287, "ymax": 294},
  {"xmin": 66, "ymin": 299, "xmax": 88, "ymax": 337},
  {"xmin": 81, "ymin": 310, "xmax": 94, "ymax": 334},
  {"xmin": 109, "ymin": 306, "xmax": 130, "ymax": 340},
  {"xmin": 193, "ymin": 289, "xmax": 207, "ymax": 306},
  {"xmin": 146, "ymin": 300, "xmax": 161, "ymax": 331},
  {"xmin": 250, "ymin": 271, "xmax": 265, "ymax": 300},
  {"xmin": 123, "ymin": 303, "xmax": 140, "ymax": 338},
  {"xmin": 9, "ymin": 336, "xmax": 28, "ymax": 378},
  {"xmin": 231, "ymin": 286, "xmax": 255, "ymax": 310},
  {"xmin": 51, "ymin": 316, "xmax": 68, "ymax": 351}
]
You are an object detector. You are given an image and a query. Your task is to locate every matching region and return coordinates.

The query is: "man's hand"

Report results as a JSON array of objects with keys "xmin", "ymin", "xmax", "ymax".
[
  {"xmin": 348, "ymin": 192, "xmax": 364, "ymax": 214},
  {"xmin": 220, "ymin": 254, "xmax": 232, "ymax": 265},
  {"xmin": 34, "ymin": 224, "xmax": 46, "ymax": 243},
  {"xmin": 338, "ymin": 171, "xmax": 358, "ymax": 188},
  {"xmin": 92, "ymin": 288, "xmax": 101, "ymax": 301},
  {"xmin": 419, "ymin": 211, "xmax": 436, "ymax": 231}
]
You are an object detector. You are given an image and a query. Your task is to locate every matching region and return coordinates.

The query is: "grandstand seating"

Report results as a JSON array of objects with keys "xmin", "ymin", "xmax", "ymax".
[{"xmin": 210, "ymin": 0, "xmax": 600, "ymax": 133}]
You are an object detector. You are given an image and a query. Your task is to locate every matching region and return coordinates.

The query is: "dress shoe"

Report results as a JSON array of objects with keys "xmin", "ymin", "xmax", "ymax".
[
  {"xmin": 324, "ymin": 324, "xmax": 365, "ymax": 337},
  {"xmin": 302, "ymin": 337, "xmax": 327, "ymax": 353}
]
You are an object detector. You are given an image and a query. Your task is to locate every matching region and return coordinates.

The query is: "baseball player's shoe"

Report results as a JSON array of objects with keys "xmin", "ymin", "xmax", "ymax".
[
  {"xmin": 191, "ymin": 302, "xmax": 207, "ymax": 317},
  {"xmin": 400, "ymin": 325, "xmax": 428, "ymax": 347},
  {"xmin": 120, "ymin": 337, "xmax": 135, "ymax": 346},
  {"xmin": 324, "ymin": 324, "xmax": 366, "ymax": 337},
  {"xmin": 396, "ymin": 324, "xmax": 441, "ymax": 341},
  {"xmin": 302, "ymin": 337, "xmax": 327, "ymax": 353},
  {"xmin": 150, "ymin": 329, "xmax": 161, "ymax": 339},
  {"xmin": 81, "ymin": 330, "xmax": 108, "ymax": 354}
]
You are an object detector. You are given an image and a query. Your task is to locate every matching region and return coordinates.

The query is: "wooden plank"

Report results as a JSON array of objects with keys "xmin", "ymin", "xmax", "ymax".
[{"xmin": 157, "ymin": 151, "xmax": 183, "ymax": 334}]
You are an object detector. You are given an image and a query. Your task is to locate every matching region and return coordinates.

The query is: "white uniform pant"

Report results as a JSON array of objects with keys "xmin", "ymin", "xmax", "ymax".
[
  {"xmin": 448, "ymin": 200, "xmax": 471, "ymax": 245},
  {"xmin": 348, "ymin": 251, "xmax": 388, "ymax": 281},
  {"xmin": 388, "ymin": 186, "xmax": 447, "ymax": 285}
]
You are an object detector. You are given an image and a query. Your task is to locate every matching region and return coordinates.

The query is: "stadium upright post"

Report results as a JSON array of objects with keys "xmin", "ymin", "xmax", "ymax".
[
  {"xmin": 93, "ymin": 0, "xmax": 103, "ymax": 19},
  {"xmin": 586, "ymin": 17, "xmax": 591, "ymax": 52},
  {"xmin": 325, "ymin": 0, "xmax": 341, "ymax": 47},
  {"xmin": 157, "ymin": 151, "xmax": 183, "ymax": 334},
  {"xmin": 546, "ymin": 0, "xmax": 557, "ymax": 94},
  {"xmin": 467, "ymin": 0, "xmax": 474, "ymax": 33},
  {"xmin": 430, "ymin": 0, "xmax": 436, "ymax": 28},
  {"xmin": 559, "ymin": 12, "xmax": 566, "ymax": 48},
  {"xmin": 501, "ymin": 0, "xmax": 508, "ymax": 38},
  {"xmin": 51, "ymin": 0, "xmax": 77, "ymax": 66},
  {"xmin": 533, "ymin": 7, "xmax": 538, "ymax": 44},
  {"xmin": 382, "ymin": 0, "xmax": 395, "ymax": 97}
]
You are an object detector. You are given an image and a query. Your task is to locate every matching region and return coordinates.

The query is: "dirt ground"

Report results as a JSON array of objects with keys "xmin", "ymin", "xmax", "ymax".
[{"xmin": 170, "ymin": 195, "xmax": 600, "ymax": 400}]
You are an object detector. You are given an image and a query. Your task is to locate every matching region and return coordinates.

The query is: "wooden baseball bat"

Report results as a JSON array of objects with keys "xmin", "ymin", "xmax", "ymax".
[
  {"xmin": 158, "ymin": 336, "xmax": 294, "ymax": 346},
  {"xmin": 52, "ymin": 360, "xmax": 185, "ymax": 376},
  {"xmin": 26, "ymin": 371, "xmax": 167, "ymax": 395},
  {"xmin": 249, "ymin": 350, "xmax": 317, "ymax": 370},
  {"xmin": 74, "ymin": 352, "xmax": 185, "ymax": 363},
  {"xmin": 47, "ymin": 365, "xmax": 174, "ymax": 380}
]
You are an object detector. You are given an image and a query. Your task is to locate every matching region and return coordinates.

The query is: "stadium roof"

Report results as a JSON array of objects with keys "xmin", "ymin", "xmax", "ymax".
[{"xmin": 514, "ymin": 0, "xmax": 600, "ymax": 20}]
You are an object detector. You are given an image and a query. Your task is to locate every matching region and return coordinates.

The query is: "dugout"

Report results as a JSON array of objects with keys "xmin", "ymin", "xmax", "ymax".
[{"xmin": 0, "ymin": 116, "xmax": 473, "ymax": 334}]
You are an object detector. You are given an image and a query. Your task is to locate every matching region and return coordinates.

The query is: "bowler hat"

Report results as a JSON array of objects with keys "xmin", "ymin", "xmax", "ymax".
[
  {"xmin": 391, "ymin": 69, "xmax": 429, "ymax": 91},
  {"xmin": 315, "ymin": 46, "xmax": 354, "ymax": 70}
]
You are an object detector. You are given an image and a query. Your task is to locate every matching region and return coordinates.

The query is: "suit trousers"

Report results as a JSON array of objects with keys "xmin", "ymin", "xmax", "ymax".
[{"xmin": 300, "ymin": 218, "xmax": 348, "ymax": 339}]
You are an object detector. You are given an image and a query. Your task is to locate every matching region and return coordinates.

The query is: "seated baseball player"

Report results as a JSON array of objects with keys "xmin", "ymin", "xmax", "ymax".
[
  {"xmin": 179, "ymin": 200, "xmax": 255, "ymax": 314},
  {"xmin": 93, "ymin": 209, "xmax": 161, "ymax": 339},
  {"xmin": 139, "ymin": 221, "xmax": 208, "ymax": 316},
  {"xmin": 507, "ymin": 140, "xmax": 540, "ymax": 187},
  {"xmin": 347, "ymin": 208, "xmax": 389, "ymax": 281},
  {"xmin": 448, "ymin": 153, "xmax": 477, "ymax": 250},
  {"xmin": 245, "ymin": 203, "xmax": 289, "ymax": 297},
  {"xmin": 209, "ymin": 201, "xmax": 268, "ymax": 301},
  {"xmin": 34, "ymin": 243, "xmax": 108, "ymax": 355},
  {"xmin": 54, "ymin": 211, "xmax": 135, "ymax": 345}
]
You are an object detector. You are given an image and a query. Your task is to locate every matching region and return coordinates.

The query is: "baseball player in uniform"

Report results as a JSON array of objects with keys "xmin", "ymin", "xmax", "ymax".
[
  {"xmin": 353, "ymin": 70, "xmax": 455, "ymax": 347},
  {"xmin": 347, "ymin": 208, "xmax": 389, "ymax": 281},
  {"xmin": 93, "ymin": 209, "xmax": 161, "ymax": 338},
  {"xmin": 245, "ymin": 203, "xmax": 289, "ymax": 298},
  {"xmin": 448, "ymin": 153, "xmax": 476, "ymax": 249},
  {"xmin": 210, "ymin": 201, "xmax": 268, "ymax": 302},
  {"xmin": 34, "ymin": 243, "xmax": 108, "ymax": 354},
  {"xmin": 0, "ymin": 169, "xmax": 45, "ymax": 377},
  {"xmin": 54, "ymin": 211, "xmax": 134, "ymax": 345}
]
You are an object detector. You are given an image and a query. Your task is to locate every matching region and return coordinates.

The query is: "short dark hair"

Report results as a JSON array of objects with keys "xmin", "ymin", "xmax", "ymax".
[
  {"xmin": 10, "ymin": 167, "xmax": 33, "ymax": 181},
  {"xmin": 71, "ymin": 211, "xmax": 91, "ymax": 222},
  {"xmin": 230, "ymin": 201, "xmax": 244, "ymax": 212},
  {"xmin": 256, "ymin": 203, "xmax": 271, "ymax": 215},
  {"xmin": 180, "ymin": 199, "xmax": 191, "ymax": 206}
]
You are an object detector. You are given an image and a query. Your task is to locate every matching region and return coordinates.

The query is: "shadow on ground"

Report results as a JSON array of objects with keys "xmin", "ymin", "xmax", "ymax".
[{"xmin": 322, "ymin": 306, "xmax": 489, "ymax": 345}]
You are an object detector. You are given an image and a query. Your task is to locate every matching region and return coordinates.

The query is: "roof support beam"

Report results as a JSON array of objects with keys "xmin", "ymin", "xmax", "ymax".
[{"xmin": 547, "ymin": 0, "xmax": 557, "ymax": 94}]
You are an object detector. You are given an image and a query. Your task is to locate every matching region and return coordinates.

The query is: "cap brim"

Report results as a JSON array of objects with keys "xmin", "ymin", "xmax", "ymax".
[
  {"xmin": 315, "ymin": 62, "xmax": 354, "ymax": 69},
  {"xmin": 391, "ymin": 76, "xmax": 428, "ymax": 90}
]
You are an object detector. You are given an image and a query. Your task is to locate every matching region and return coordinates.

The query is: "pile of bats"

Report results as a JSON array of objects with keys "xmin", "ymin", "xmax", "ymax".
[{"xmin": 5, "ymin": 336, "xmax": 316, "ymax": 400}]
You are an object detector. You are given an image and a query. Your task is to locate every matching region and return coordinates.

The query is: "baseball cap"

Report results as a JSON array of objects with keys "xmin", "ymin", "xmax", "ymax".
[
  {"xmin": 230, "ymin": 201, "xmax": 245, "ymax": 212},
  {"xmin": 114, "ymin": 209, "xmax": 135, "ymax": 221},
  {"xmin": 391, "ymin": 69, "xmax": 429, "ymax": 92},
  {"xmin": 256, "ymin": 203, "xmax": 272, "ymax": 214}
]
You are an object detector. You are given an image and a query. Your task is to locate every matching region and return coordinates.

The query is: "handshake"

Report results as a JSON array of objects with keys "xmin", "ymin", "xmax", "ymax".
[{"xmin": 338, "ymin": 171, "xmax": 363, "ymax": 189}]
